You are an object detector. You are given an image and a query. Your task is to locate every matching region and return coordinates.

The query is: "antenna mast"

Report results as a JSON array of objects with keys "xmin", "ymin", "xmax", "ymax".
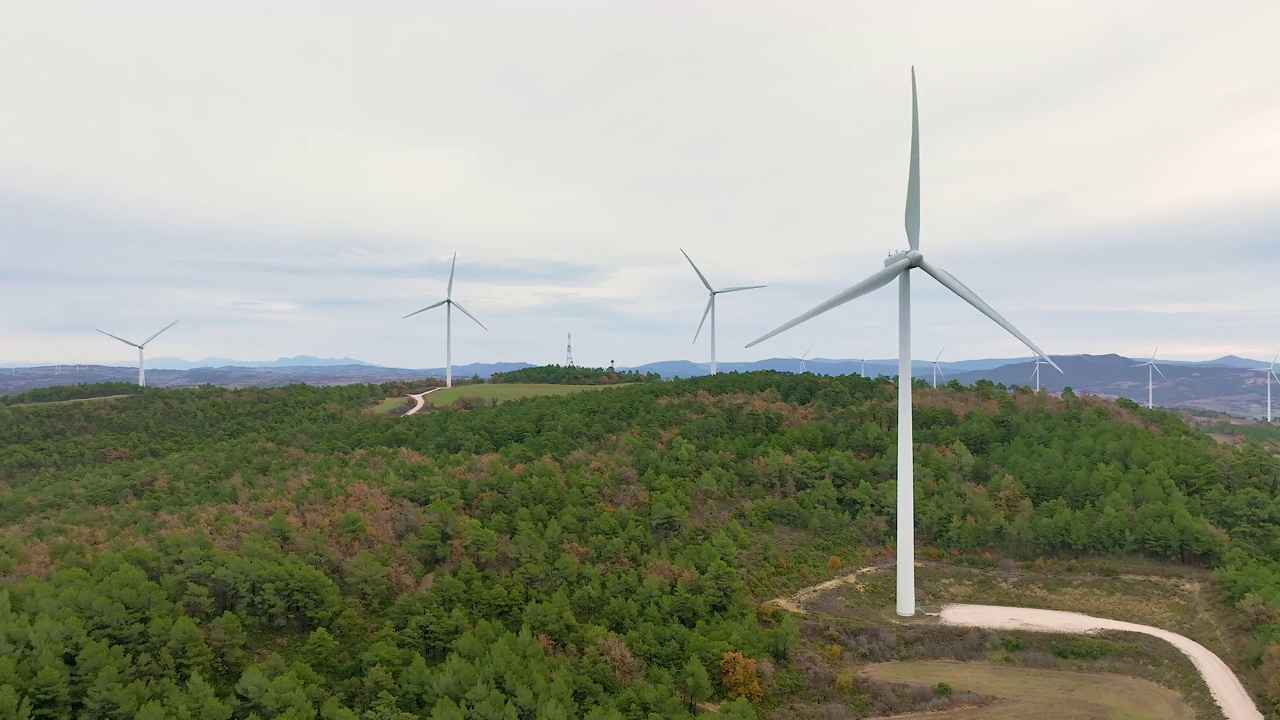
[{"xmin": 565, "ymin": 333, "xmax": 574, "ymax": 366}]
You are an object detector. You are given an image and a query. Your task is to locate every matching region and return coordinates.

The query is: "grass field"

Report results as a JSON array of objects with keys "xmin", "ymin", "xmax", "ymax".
[
  {"xmin": 424, "ymin": 383, "xmax": 612, "ymax": 406},
  {"xmin": 861, "ymin": 660, "xmax": 1193, "ymax": 719},
  {"xmin": 369, "ymin": 397, "xmax": 409, "ymax": 415}
]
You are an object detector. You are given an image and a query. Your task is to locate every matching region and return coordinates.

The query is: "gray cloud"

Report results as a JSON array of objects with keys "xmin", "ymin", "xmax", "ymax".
[{"xmin": 2, "ymin": 2, "xmax": 1280, "ymax": 368}]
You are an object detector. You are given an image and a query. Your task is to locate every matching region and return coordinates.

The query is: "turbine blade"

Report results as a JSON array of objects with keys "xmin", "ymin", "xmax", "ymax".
[
  {"xmin": 693, "ymin": 296, "xmax": 713, "ymax": 343},
  {"xmin": 681, "ymin": 249, "xmax": 713, "ymax": 291},
  {"xmin": 935, "ymin": 346, "xmax": 944, "ymax": 363},
  {"xmin": 1271, "ymin": 350, "xmax": 1278, "ymax": 371},
  {"xmin": 803, "ymin": 346, "xmax": 812, "ymax": 360},
  {"xmin": 918, "ymin": 259, "xmax": 1062, "ymax": 373},
  {"xmin": 746, "ymin": 257, "xmax": 910, "ymax": 348},
  {"xmin": 451, "ymin": 301, "xmax": 487, "ymax": 330},
  {"xmin": 1151, "ymin": 345, "xmax": 1159, "ymax": 362},
  {"xmin": 1154, "ymin": 364, "xmax": 1167, "ymax": 380},
  {"xmin": 96, "ymin": 329, "xmax": 139, "ymax": 348},
  {"xmin": 140, "ymin": 320, "xmax": 179, "ymax": 347},
  {"xmin": 447, "ymin": 253, "xmax": 457, "ymax": 299},
  {"xmin": 937, "ymin": 364, "xmax": 946, "ymax": 380},
  {"xmin": 904, "ymin": 66, "xmax": 920, "ymax": 252},
  {"xmin": 1271, "ymin": 370, "xmax": 1279, "ymax": 384},
  {"xmin": 1030, "ymin": 366, "xmax": 1038, "ymax": 382},
  {"xmin": 403, "ymin": 299, "xmax": 447, "ymax": 318},
  {"xmin": 717, "ymin": 285, "xmax": 767, "ymax": 293}
]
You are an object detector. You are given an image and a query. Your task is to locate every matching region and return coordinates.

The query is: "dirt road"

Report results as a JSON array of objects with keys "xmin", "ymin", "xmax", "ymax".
[
  {"xmin": 938, "ymin": 604, "xmax": 1263, "ymax": 720},
  {"xmin": 403, "ymin": 388, "xmax": 441, "ymax": 416}
]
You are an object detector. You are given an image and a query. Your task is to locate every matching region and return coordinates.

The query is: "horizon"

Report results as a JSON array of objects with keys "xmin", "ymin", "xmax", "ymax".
[{"xmin": 0, "ymin": 349, "xmax": 1266, "ymax": 372}]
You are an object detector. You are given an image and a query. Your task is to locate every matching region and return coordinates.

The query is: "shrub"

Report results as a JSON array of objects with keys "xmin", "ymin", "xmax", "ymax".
[{"xmin": 721, "ymin": 651, "xmax": 764, "ymax": 702}]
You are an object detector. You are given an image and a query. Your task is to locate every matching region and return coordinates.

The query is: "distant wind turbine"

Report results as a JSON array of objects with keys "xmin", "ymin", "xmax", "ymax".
[
  {"xmin": 1134, "ymin": 347, "xmax": 1165, "ymax": 409},
  {"xmin": 789, "ymin": 347, "xmax": 812, "ymax": 373},
  {"xmin": 746, "ymin": 68, "xmax": 1061, "ymax": 617},
  {"xmin": 861, "ymin": 353, "xmax": 867, "ymax": 377},
  {"xmin": 682, "ymin": 249, "xmax": 765, "ymax": 375},
  {"xmin": 930, "ymin": 348, "xmax": 946, "ymax": 388},
  {"xmin": 95, "ymin": 320, "xmax": 179, "ymax": 387},
  {"xmin": 404, "ymin": 253, "xmax": 487, "ymax": 388},
  {"xmin": 1030, "ymin": 357, "xmax": 1049, "ymax": 392},
  {"xmin": 1258, "ymin": 351, "xmax": 1280, "ymax": 423}
]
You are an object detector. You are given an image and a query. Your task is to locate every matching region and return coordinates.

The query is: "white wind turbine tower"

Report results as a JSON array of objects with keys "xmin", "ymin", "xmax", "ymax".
[
  {"xmin": 1133, "ymin": 347, "xmax": 1165, "ymax": 409},
  {"xmin": 861, "ymin": 353, "xmax": 867, "ymax": 377},
  {"xmin": 746, "ymin": 68, "xmax": 1061, "ymax": 617},
  {"xmin": 404, "ymin": 253, "xmax": 487, "ymax": 388},
  {"xmin": 1258, "ymin": 351, "xmax": 1279, "ymax": 423},
  {"xmin": 95, "ymin": 321, "xmax": 179, "ymax": 387},
  {"xmin": 682, "ymin": 249, "xmax": 765, "ymax": 375},
  {"xmin": 1030, "ymin": 357, "xmax": 1049, "ymax": 391},
  {"xmin": 930, "ymin": 348, "xmax": 946, "ymax": 388}
]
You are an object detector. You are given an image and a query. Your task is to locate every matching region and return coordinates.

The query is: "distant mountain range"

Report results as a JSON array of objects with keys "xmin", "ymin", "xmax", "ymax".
[
  {"xmin": 144, "ymin": 355, "xmax": 376, "ymax": 370},
  {"xmin": 3, "ymin": 354, "xmax": 1275, "ymax": 418}
]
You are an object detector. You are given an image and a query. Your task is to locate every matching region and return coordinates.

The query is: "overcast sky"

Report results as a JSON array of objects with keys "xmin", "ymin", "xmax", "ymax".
[{"xmin": 2, "ymin": 1, "xmax": 1279, "ymax": 369}]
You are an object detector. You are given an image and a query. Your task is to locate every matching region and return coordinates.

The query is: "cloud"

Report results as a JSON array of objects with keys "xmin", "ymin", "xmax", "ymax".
[{"xmin": 1, "ymin": 2, "xmax": 1279, "ymax": 367}]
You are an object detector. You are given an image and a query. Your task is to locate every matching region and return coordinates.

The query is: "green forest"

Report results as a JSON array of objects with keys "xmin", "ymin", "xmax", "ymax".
[
  {"xmin": 1, "ymin": 372, "xmax": 1279, "ymax": 718},
  {"xmin": 487, "ymin": 366, "xmax": 661, "ymax": 385}
]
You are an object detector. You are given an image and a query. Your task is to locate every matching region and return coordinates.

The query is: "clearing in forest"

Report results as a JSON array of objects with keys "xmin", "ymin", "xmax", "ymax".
[
  {"xmin": 423, "ymin": 383, "xmax": 613, "ymax": 406},
  {"xmin": 862, "ymin": 660, "xmax": 1193, "ymax": 719},
  {"xmin": 369, "ymin": 396, "xmax": 409, "ymax": 414}
]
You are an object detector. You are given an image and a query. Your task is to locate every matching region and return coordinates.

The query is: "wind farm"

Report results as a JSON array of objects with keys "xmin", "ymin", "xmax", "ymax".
[{"xmin": 3, "ymin": 5, "xmax": 1280, "ymax": 718}]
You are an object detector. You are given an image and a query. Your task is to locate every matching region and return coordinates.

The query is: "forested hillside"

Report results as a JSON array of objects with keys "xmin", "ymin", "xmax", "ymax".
[
  {"xmin": 1, "ymin": 375, "xmax": 1279, "ymax": 717},
  {"xmin": 487, "ymin": 365, "xmax": 661, "ymax": 385}
]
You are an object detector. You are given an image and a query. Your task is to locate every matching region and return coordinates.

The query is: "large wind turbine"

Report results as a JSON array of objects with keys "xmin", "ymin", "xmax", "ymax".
[
  {"xmin": 746, "ymin": 68, "xmax": 1061, "ymax": 617},
  {"xmin": 95, "ymin": 320, "xmax": 179, "ymax": 387},
  {"xmin": 682, "ymin": 249, "xmax": 765, "ymax": 375},
  {"xmin": 930, "ymin": 348, "xmax": 946, "ymax": 388},
  {"xmin": 1030, "ymin": 357, "xmax": 1049, "ymax": 391},
  {"xmin": 1134, "ymin": 347, "xmax": 1165, "ymax": 409},
  {"xmin": 1258, "ymin": 351, "xmax": 1279, "ymax": 422},
  {"xmin": 404, "ymin": 253, "xmax": 487, "ymax": 388}
]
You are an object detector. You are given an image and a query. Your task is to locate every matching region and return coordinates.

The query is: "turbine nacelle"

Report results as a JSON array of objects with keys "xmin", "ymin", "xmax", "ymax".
[{"xmin": 885, "ymin": 250, "xmax": 923, "ymax": 269}]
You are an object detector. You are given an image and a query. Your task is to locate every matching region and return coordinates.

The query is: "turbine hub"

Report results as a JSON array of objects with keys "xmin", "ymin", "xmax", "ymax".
[{"xmin": 885, "ymin": 250, "xmax": 924, "ymax": 268}]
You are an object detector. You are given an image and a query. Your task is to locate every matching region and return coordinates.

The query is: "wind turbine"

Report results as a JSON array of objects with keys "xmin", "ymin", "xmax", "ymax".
[
  {"xmin": 746, "ymin": 68, "xmax": 1061, "ymax": 617},
  {"xmin": 1030, "ymin": 358, "xmax": 1049, "ymax": 392},
  {"xmin": 682, "ymin": 249, "xmax": 765, "ymax": 375},
  {"xmin": 404, "ymin": 253, "xmax": 487, "ymax": 388},
  {"xmin": 95, "ymin": 321, "xmax": 179, "ymax": 387},
  {"xmin": 1258, "ymin": 351, "xmax": 1279, "ymax": 423},
  {"xmin": 930, "ymin": 348, "xmax": 946, "ymax": 388},
  {"xmin": 1133, "ymin": 347, "xmax": 1165, "ymax": 409},
  {"xmin": 861, "ymin": 353, "xmax": 867, "ymax": 377},
  {"xmin": 789, "ymin": 347, "xmax": 812, "ymax": 373}
]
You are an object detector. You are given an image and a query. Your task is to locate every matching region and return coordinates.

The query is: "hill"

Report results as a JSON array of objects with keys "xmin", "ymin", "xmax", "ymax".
[
  {"xmin": 952, "ymin": 354, "xmax": 1275, "ymax": 417},
  {"xmin": 2, "ymin": 374, "xmax": 1279, "ymax": 716}
]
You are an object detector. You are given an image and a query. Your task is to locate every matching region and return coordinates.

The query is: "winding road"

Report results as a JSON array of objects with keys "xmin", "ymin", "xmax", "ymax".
[
  {"xmin": 773, "ymin": 572, "xmax": 1264, "ymax": 720},
  {"xmin": 938, "ymin": 604, "xmax": 1263, "ymax": 720},
  {"xmin": 403, "ymin": 388, "xmax": 441, "ymax": 416}
]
